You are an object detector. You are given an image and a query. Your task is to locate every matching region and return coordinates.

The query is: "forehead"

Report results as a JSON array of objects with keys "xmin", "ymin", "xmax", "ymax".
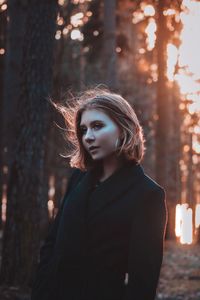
[{"xmin": 80, "ymin": 109, "xmax": 113, "ymax": 125}]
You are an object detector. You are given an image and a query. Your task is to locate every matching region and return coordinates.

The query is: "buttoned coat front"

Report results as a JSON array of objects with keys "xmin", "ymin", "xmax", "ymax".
[{"xmin": 31, "ymin": 161, "xmax": 168, "ymax": 300}]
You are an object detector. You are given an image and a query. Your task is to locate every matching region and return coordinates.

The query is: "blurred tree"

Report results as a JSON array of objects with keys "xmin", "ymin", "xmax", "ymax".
[
  {"xmin": 103, "ymin": 0, "xmax": 118, "ymax": 90},
  {"xmin": 154, "ymin": 0, "xmax": 183, "ymax": 239},
  {"xmin": 167, "ymin": 81, "xmax": 182, "ymax": 240},
  {"xmin": 0, "ymin": 0, "xmax": 58, "ymax": 286},
  {"xmin": 0, "ymin": 0, "xmax": 8, "ymax": 229},
  {"xmin": 82, "ymin": 0, "xmax": 103, "ymax": 64},
  {"xmin": 48, "ymin": 0, "xmax": 77, "ymax": 214},
  {"xmin": 1, "ymin": 0, "xmax": 27, "ymax": 176},
  {"xmin": 155, "ymin": 0, "xmax": 170, "ymax": 190}
]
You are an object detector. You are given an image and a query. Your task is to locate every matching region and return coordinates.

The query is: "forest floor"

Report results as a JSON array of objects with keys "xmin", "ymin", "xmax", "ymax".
[
  {"xmin": 157, "ymin": 240, "xmax": 200, "ymax": 300},
  {"xmin": 0, "ymin": 239, "xmax": 199, "ymax": 300}
]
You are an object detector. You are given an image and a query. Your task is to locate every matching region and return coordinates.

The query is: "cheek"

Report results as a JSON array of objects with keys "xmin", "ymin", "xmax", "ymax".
[
  {"xmin": 98, "ymin": 126, "xmax": 119, "ymax": 143},
  {"xmin": 82, "ymin": 137, "xmax": 88, "ymax": 149}
]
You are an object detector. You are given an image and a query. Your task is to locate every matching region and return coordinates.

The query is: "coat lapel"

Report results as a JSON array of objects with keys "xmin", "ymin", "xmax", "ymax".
[{"xmin": 87, "ymin": 161, "xmax": 145, "ymax": 221}]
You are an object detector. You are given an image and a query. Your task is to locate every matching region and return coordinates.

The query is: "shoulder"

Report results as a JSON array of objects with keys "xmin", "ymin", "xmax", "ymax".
[
  {"xmin": 134, "ymin": 167, "xmax": 166, "ymax": 210},
  {"xmin": 140, "ymin": 173, "xmax": 167, "ymax": 217},
  {"xmin": 139, "ymin": 167, "xmax": 166, "ymax": 197},
  {"xmin": 68, "ymin": 167, "xmax": 87, "ymax": 187},
  {"xmin": 69, "ymin": 167, "xmax": 85, "ymax": 178},
  {"xmin": 61, "ymin": 168, "xmax": 86, "ymax": 202}
]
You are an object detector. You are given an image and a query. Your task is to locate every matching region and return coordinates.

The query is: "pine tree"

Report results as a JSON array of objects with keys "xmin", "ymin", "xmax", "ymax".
[{"xmin": 0, "ymin": 0, "xmax": 58, "ymax": 286}]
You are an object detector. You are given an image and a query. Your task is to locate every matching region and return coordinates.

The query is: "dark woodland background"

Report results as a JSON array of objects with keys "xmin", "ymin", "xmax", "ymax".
[{"xmin": 0, "ymin": 0, "xmax": 200, "ymax": 299}]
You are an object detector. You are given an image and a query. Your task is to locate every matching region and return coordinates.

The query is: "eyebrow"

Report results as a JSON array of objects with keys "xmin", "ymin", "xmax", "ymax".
[{"xmin": 80, "ymin": 120, "xmax": 103, "ymax": 127}]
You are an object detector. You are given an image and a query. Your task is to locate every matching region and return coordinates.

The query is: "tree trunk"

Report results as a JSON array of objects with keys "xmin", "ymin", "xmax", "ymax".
[
  {"xmin": 155, "ymin": 0, "xmax": 169, "ymax": 189},
  {"xmin": 167, "ymin": 82, "xmax": 182, "ymax": 240},
  {"xmin": 0, "ymin": 1, "xmax": 8, "ymax": 229},
  {"xmin": 155, "ymin": 0, "xmax": 171, "ymax": 239},
  {"xmin": 103, "ymin": 0, "xmax": 118, "ymax": 91},
  {"xmin": 0, "ymin": 0, "xmax": 27, "ymax": 229},
  {"xmin": 0, "ymin": 0, "xmax": 58, "ymax": 286}
]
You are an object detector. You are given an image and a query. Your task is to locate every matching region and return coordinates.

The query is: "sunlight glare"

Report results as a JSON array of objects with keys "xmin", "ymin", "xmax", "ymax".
[
  {"xmin": 167, "ymin": 43, "xmax": 178, "ymax": 81},
  {"xmin": 175, "ymin": 203, "xmax": 193, "ymax": 244},
  {"xmin": 71, "ymin": 12, "xmax": 84, "ymax": 27},
  {"xmin": 1, "ymin": 3, "xmax": 7, "ymax": 10},
  {"xmin": 0, "ymin": 48, "xmax": 5, "ymax": 55},
  {"xmin": 175, "ymin": 73, "xmax": 200, "ymax": 94},
  {"xmin": 145, "ymin": 18, "xmax": 156, "ymax": 51},
  {"xmin": 174, "ymin": 0, "xmax": 200, "ymax": 107},
  {"xmin": 55, "ymin": 30, "xmax": 61, "ymax": 40},
  {"xmin": 195, "ymin": 203, "xmax": 200, "ymax": 228},
  {"xmin": 58, "ymin": 0, "xmax": 65, "ymax": 5},
  {"xmin": 143, "ymin": 5, "xmax": 155, "ymax": 17},
  {"xmin": 175, "ymin": 204, "xmax": 182, "ymax": 237},
  {"xmin": 192, "ymin": 137, "xmax": 200, "ymax": 153},
  {"xmin": 71, "ymin": 29, "xmax": 84, "ymax": 41},
  {"xmin": 163, "ymin": 9, "xmax": 176, "ymax": 16},
  {"xmin": 132, "ymin": 11, "xmax": 144, "ymax": 24},
  {"xmin": 48, "ymin": 200, "xmax": 54, "ymax": 218}
]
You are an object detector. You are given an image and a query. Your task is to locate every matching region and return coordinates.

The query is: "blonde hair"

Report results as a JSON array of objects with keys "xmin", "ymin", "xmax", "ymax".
[{"xmin": 51, "ymin": 86, "xmax": 146, "ymax": 171}]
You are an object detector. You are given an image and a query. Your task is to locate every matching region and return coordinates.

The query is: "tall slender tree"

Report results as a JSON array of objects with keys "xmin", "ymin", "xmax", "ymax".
[
  {"xmin": 155, "ymin": 0, "xmax": 184, "ymax": 239},
  {"xmin": 0, "ymin": 1, "xmax": 8, "ymax": 229},
  {"xmin": 167, "ymin": 82, "xmax": 182, "ymax": 240},
  {"xmin": 0, "ymin": 0, "xmax": 27, "ymax": 229},
  {"xmin": 155, "ymin": 0, "xmax": 170, "ymax": 189},
  {"xmin": 0, "ymin": 0, "xmax": 58, "ymax": 286},
  {"xmin": 103, "ymin": 0, "xmax": 118, "ymax": 90}
]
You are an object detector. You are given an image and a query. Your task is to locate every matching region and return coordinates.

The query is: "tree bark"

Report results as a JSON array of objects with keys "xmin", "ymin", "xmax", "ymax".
[
  {"xmin": 103, "ymin": 0, "xmax": 118, "ymax": 91},
  {"xmin": 155, "ymin": 0, "xmax": 169, "ymax": 189},
  {"xmin": 155, "ymin": 0, "xmax": 172, "ymax": 239},
  {"xmin": 0, "ymin": 0, "xmax": 27, "ymax": 229},
  {"xmin": 167, "ymin": 82, "xmax": 182, "ymax": 240},
  {"xmin": 0, "ymin": 0, "xmax": 58, "ymax": 286},
  {"xmin": 0, "ymin": 1, "xmax": 8, "ymax": 229}
]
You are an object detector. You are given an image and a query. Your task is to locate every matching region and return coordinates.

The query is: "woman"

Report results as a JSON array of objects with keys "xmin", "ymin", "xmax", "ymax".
[{"xmin": 31, "ymin": 87, "xmax": 168, "ymax": 300}]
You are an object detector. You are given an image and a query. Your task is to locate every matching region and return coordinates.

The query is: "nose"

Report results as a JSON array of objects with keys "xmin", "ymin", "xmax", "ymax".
[{"xmin": 84, "ymin": 128, "xmax": 95, "ymax": 142}]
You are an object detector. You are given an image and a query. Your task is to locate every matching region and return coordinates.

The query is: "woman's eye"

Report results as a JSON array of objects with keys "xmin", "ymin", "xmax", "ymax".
[
  {"xmin": 81, "ymin": 128, "xmax": 86, "ymax": 134},
  {"xmin": 80, "ymin": 124, "xmax": 103, "ymax": 135},
  {"xmin": 94, "ymin": 124, "xmax": 102, "ymax": 129}
]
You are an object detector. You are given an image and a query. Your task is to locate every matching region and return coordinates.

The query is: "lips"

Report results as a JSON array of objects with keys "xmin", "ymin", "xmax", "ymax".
[{"xmin": 89, "ymin": 146, "xmax": 99, "ymax": 152}]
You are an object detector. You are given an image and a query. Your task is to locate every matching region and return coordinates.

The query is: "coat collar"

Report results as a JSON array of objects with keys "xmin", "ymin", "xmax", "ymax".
[
  {"xmin": 86, "ymin": 161, "xmax": 145, "ymax": 220},
  {"xmin": 54, "ymin": 161, "xmax": 145, "ymax": 268},
  {"xmin": 63, "ymin": 160, "xmax": 145, "ymax": 221}
]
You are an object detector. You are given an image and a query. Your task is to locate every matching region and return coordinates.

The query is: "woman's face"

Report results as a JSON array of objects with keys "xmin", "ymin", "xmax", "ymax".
[{"xmin": 80, "ymin": 109, "xmax": 121, "ymax": 160}]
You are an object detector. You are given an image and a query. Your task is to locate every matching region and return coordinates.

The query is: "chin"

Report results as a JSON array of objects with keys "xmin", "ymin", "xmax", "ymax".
[
  {"xmin": 92, "ymin": 153, "xmax": 112, "ymax": 161},
  {"xmin": 91, "ymin": 153, "xmax": 104, "ymax": 160},
  {"xmin": 92, "ymin": 155, "xmax": 102, "ymax": 160}
]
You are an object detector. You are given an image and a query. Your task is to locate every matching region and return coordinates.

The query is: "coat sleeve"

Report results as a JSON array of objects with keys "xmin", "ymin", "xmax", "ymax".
[
  {"xmin": 123, "ymin": 187, "xmax": 168, "ymax": 300},
  {"xmin": 31, "ymin": 168, "xmax": 83, "ymax": 299},
  {"xmin": 37, "ymin": 168, "xmax": 82, "ymax": 270}
]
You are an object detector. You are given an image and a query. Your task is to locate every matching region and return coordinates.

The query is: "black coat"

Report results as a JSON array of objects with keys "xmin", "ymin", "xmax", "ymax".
[{"xmin": 31, "ymin": 161, "xmax": 168, "ymax": 300}]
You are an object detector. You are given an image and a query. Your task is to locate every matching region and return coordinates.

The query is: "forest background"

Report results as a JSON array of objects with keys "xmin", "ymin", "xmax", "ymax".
[{"xmin": 0, "ymin": 0, "xmax": 200, "ymax": 299}]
